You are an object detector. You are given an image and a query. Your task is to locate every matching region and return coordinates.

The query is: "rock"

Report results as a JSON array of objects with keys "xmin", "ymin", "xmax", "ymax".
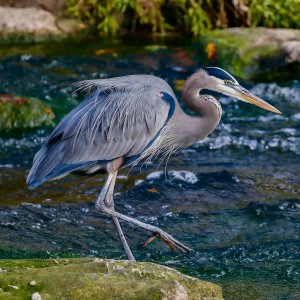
[
  {"xmin": 200, "ymin": 28, "xmax": 300, "ymax": 80},
  {"xmin": 0, "ymin": 258, "xmax": 223, "ymax": 300},
  {"xmin": 0, "ymin": 0, "xmax": 66, "ymax": 15},
  {"xmin": 0, "ymin": 95, "xmax": 55, "ymax": 129},
  {"xmin": 29, "ymin": 280, "xmax": 37, "ymax": 286},
  {"xmin": 0, "ymin": 6, "xmax": 61, "ymax": 41},
  {"xmin": 282, "ymin": 41, "xmax": 300, "ymax": 63},
  {"xmin": 31, "ymin": 292, "xmax": 42, "ymax": 300}
]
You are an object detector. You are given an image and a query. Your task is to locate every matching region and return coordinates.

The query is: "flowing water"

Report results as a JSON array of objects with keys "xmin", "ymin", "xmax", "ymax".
[{"xmin": 0, "ymin": 36, "xmax": 299, "ymax": 299}]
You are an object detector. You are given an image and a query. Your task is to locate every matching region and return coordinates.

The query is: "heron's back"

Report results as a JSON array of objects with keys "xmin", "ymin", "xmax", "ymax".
[{"xmin": 27, "ymin": 75, "xmax": 176, "ymax": 188}]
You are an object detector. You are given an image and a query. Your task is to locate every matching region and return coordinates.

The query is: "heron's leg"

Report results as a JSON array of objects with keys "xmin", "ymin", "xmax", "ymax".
[
  {"xmin": 96, "ymin": 172, "xmax": 136, "ymax": 262},
  {"xmin": 105, "ymin": 172, "xmax": 136, "ymax": 261},
  {"xmin": 96, "ymin": 194, "xmax": 191, "ymax": 253}
]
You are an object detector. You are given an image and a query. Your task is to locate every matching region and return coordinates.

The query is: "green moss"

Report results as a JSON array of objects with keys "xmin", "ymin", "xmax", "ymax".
[
  {"xmin": 0, "ymin": 96, "xmax": 55, "ymax": 130},
  {"xmin": 200, "ymin": 28, "xmax": 300, "ymax": 80},
  {"xmin": 0, "ymin": 32, "xmax": 58, "ymax": 44},
  {"xmin": 0, "ymin": 258, "xmax": 223, "ymax": 300}
]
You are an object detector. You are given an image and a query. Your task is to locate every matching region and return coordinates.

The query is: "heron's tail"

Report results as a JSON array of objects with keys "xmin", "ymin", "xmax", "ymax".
[
  {"xmin": 27, "ymin": 131, "xmax": 105, "ymax": 189},
  {"xmin": 27, "ymin": 144, "xmax": 98, "ymax": 189},
  {"xmin": 27, "ymin": 144, "xmax": 62, "ymax": 189}
]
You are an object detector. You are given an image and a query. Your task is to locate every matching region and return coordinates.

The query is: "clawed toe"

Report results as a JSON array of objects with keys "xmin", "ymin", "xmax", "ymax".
[
  {"xmin": 141, "ymin": 233, "xmax": 159, "ymax": 248},
  {"xmin": 141, "ymin": 232, "xmax": 192, "ymax": 253}
]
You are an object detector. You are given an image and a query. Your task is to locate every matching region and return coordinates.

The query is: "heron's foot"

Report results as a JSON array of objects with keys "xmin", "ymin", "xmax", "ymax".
[
  {"xmin": 141, "ymin": 231, "xmax": 192, "ymax": 253},
  {"xmin": 97, "ymin": 204, "xmax": 192, "ymax": 253}
]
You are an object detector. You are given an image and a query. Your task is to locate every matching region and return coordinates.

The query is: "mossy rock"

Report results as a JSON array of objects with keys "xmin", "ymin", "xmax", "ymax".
[
  {"xmin": 200, "ymin": 28, "xmax": 300, "ymax": 81},
  {"xmin": 0, "ymin": 95, "xmax": 55, "ymax": 129},
  {"xmin": 0, "ymin": 258, "xmax": 223, "ymax": 300}
]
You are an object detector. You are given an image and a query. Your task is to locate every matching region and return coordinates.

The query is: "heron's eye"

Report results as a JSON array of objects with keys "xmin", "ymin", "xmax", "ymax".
[{"xmin": 224, "ymin": 80, "xmax": 234, "ymax": 85}]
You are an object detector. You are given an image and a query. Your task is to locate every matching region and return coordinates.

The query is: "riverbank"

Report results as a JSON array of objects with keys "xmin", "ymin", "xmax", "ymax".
[{"xmin": 1, "ymin": 5, "xmax": 300, "ymax": 80}]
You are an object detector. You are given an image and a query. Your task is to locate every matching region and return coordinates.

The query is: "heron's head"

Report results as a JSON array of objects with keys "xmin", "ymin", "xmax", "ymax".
[{"xmin": 204, "ymin": 67, "xmax": 281, "ymax": 114}]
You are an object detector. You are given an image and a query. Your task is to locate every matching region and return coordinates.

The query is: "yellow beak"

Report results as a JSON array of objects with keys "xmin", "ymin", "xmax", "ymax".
[{"xmin": 220, "ymin": 84, "xmax": 282, "ymax": 114}]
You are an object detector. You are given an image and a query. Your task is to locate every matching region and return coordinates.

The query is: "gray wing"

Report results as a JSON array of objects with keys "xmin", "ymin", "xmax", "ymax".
[{"xmin": 27, "ymin": 75, "xmax": 176, "ymax": 188}]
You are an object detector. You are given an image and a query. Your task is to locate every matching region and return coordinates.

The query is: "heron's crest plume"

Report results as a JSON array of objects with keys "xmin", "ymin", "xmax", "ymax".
[{"xmin": 205, "ymin": 67, "xmax": 239, "ymax": 84}]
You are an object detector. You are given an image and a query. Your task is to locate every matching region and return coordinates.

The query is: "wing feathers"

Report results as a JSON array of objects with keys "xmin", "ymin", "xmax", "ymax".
[{"xmin": 27, "ymin": 75, "xmax": 175, "ymax": 188}]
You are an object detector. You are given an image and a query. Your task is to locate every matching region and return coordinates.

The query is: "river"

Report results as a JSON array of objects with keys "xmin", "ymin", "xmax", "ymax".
[{"xmin": 0, "ymin": 36, "xmax": 299, "ymax": 299}]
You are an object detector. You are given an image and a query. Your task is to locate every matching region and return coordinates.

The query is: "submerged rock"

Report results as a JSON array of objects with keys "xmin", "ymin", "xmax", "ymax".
[
  {"xmin": 201, "ymin": 28, "xmax": 300, "ymax": 80},
  {"xmin": 0, "ymin": 95, "xmax": 54, "ymax": 129},
  {"xmin": 0, "ymin": 258, "xmax": 223, "ymax": 300}
]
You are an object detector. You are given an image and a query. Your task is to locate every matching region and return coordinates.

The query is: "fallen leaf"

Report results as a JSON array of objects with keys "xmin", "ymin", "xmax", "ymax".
[
  {"xmin": 173, "ymin": 79, "xmax": 186, "ymax": 91},
  {"xmin": 44, "ymin": 106, "xmax": 54, "ymax": 115},
  {"xmin": 95, "ymin": 49, "xmax": 118, "ymax": 57},
  {"xmin": 205, "ymin": 43, "xmax": 218, "ymax": 61},
  {"xmin": 147, "ymin": 188, "xmax": 159, "ymax": 193},
  {"xmin": 0, "ymin": 94, "xmax": 29, "ymax": 104}
]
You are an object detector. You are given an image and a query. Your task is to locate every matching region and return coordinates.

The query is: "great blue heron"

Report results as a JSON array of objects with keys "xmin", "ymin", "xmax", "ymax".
[{"xmin": 27, "ymin": 67, "xmax": 281, "ymax": 261}]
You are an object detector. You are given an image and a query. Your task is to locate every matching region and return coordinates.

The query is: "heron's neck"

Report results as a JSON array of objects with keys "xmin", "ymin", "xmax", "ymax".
[{"xmin": 180, "ymin": 73, "xmax": 222, "ymax": 140}]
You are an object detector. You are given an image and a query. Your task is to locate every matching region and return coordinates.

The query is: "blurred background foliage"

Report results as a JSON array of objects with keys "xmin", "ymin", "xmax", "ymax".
[{"xmin": 66, "ymin": 0, "xmax": 300, "ymax": 36}]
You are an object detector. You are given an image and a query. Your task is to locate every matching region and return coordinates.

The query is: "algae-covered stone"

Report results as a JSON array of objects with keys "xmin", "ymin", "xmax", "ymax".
[
  {"xmin": 200, "ymin": 28, "xmax": 300, "ymax": 80},
  {"xmin": 0, "ymin": 95, "xmax": 54, "ymax": 129},
  {"xmin": 0, "ymin": 258, "xmax": 223, "ymax": 300}
]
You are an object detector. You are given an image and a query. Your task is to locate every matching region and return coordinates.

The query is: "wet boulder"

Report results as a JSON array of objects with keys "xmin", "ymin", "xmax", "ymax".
[
  {"xmin": 200, "ymin": 28, "xmax": 300, "ymax": 81},
  {"xmin": 0, "ymin": 258, "xmax": 223, "ymax": 299},
  {"xmin": 0, "ymin": 95, "xmax": 54, "ymax": 129}
]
